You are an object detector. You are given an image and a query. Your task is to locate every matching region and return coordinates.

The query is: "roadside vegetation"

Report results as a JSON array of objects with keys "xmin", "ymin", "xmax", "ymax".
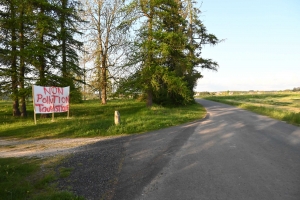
[
  {"xmin": 0, "ymin": 99, "xmax": 206, "ymax": 199},
  {"xmin": 200, "ymin": 91, "xmax": 300, "ymax": 126},
  {"xmin": 0, "ymin": 99, "xmax": 206, "ymax": 139},
  {"xmin": 0, "ymin": 156, "xmax": 83, "ymax": 200}
]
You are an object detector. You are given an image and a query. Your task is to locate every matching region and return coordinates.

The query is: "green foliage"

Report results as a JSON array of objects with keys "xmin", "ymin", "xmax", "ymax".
[
  {"xmin": 0, "ymin": 99, "xmax": 206, "ymax": 138},
  {"xmin": 0, "ymin": 0, "xmax": 83, "ymax": 116},
  {"xmin": 69, "ymin": 87, "xmax": 83, "ymax": 103},
  {"xmin": 150, "ymin": 66, "xmax": 194, "ymax": 105},
  {"xmin": 121, "ymin": 0, "xmax": 221, "ymax": 106}
]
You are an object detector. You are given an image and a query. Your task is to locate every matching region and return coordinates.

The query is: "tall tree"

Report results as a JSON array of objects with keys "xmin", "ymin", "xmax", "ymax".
[
  {"xmin": 0, "ymin": 0, "xmax": 21, "ymax": 116},
  {"xmin": 56, "ymin": 0, "xmax": 84, "ymax": 102},
  {"xmin": 0, "ymin": 0, "xmax": 84, "ymax": 117},
  {"xmin": 151, "ymin": 0, "xmax": 194, "ymax": 105},
  {"xmin": 125, "ymin": 0, "xmax": 194, "ymax": 106},
  {"xmin": 0, "ymin": 0, "xmax": 36, "ymax": 116},
  {"xmin": 121, "ymin": 0, "xmax": 222, "ymax": 106},
  {"xmin": 82, "ymin": 0, "xmax": 130, "ymax": 104},
  {"xmin": 18, "ymin": 0, "xmax": 35, "ymax": 117},
  {"xmin": 139, "ymin": 0, "xmax": 155, "ymax": 107}
]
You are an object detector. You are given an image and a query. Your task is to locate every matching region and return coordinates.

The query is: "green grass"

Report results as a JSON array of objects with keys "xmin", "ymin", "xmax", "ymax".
[
  {"xmin": 0, "ymin": 157, "xmax": 83, "ymax": 200},
  {"xmin": 0, "ymin": 99, "xmax": 206, "ymax": 139},
  {"xmin": 0, "ymin": 99, "xmax": 206, "ymax": 199},
  {"xmin": 202, "ymin": 92, "xmax": 300, "ymax": 126},
  {"xmin": 59, "ymin": 167, "xmax": 74, "ymax": 178}
]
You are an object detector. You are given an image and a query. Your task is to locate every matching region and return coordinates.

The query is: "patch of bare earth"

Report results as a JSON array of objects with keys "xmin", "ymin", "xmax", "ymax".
[{"xmin": 0, "ymin": 136, "xmax": 123, "ymax": 158}]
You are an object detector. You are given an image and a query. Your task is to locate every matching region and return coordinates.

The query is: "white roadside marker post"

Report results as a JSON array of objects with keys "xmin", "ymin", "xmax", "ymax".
[{"xmin": 114, "ymin": 111, "xmax": 120, "ymax": 125}]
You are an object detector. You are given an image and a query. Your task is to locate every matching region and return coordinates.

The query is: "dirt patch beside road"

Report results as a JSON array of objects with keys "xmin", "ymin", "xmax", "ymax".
[{"xmin": 0, "ymin": 136, "xmax": 124, "ymax": 158}]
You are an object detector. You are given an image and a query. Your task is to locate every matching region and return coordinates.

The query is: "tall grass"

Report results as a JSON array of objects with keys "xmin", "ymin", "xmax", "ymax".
[{"xmin": 0, "ymin": 99, "xmax": 206, "ymax": 139}]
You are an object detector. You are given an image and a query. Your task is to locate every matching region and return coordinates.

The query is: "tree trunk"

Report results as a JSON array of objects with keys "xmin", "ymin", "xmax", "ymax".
[
  {"xmin": 11, "ymin": 2, "xmax": 20, "ymax": 116},
  {"xmin": 38, "ymin": 7, "xmax": 49, "ymax": 118},
  {"xmin": 145, "ymin": 4, "xmax": 154, "ymax": 108},
  {"xmin": 61, "ymin": 0, "xmax": 67, "ymax": 81},
  {"xmin": 147, "ymin": 90, "xmax": 153, "ymax": 107},
  {"xmin": 101, "ymin": 62, "xmax": 107, "ymax": 104},
  {"xmin": 19, "ymin": 7, "xmax": 27, "ymax": 117},
  {"xmin": 13, "ymin": 100, "xmax": 21, "ymax": 116},
  {"xmin": 101, "ymin": 87, "xmax": 107, "ymax": 104},
  {"xmin": 20, "ymin": 98, "xmax": 27, "ymax": 117}
]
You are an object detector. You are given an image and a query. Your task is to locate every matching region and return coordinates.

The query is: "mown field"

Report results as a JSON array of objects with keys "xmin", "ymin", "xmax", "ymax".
[
  {"xmin": 201, "ymin": 92, "xmax": 300, "ymax": 126},
  {"xmin": 0, "ymin": 99, "xmax": 206, "ymax": 139}
]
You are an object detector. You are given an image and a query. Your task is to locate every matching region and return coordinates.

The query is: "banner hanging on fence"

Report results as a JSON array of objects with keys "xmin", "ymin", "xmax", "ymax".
[{"xmin": 33, "ymin": 85, "xmax": 70, "ymax": 113}]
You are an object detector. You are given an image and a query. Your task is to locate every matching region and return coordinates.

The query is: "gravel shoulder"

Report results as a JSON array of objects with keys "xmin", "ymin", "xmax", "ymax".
[
  {"xmin": 0, "ymin": 136, "xmax": 124, "ymax": 158},
  {"xmin": 0, "ymin": 135, "xmax": 131, "ymax": 199},
  {"xmin": 55, "ymin": 120, "xmax": 203, "ymax": 200}
]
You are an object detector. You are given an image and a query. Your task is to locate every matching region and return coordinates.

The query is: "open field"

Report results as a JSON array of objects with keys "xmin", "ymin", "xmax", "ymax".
[
  {"xmin": 0, "ymin": 99, "xmax": 206, "ymax": 139},
  {"xmin": 201, "ymin": 92, "xmax": 300, "ymax": 126}
]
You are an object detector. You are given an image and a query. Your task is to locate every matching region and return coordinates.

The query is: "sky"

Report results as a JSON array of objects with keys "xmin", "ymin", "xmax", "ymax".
[{"xmin": 195, "ymin": 0, "xmax": 300, "ymax": 92}]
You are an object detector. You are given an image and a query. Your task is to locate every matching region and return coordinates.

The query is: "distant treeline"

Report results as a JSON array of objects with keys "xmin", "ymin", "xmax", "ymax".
[
  {"xmin": 293, "ymin": 87, "xmax": 300, "ymax": 91},
  {"xmin": 195, "ymin": 88, "xmax": 300, "ymax": 96}
]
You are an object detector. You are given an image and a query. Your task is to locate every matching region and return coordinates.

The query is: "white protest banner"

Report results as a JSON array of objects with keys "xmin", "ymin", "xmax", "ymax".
[{"xmin": 33, "ymin": 85, "xmax": 70, "ymax": 114}]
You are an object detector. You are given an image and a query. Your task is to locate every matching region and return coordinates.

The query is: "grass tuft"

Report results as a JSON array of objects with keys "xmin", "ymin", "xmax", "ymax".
[{"xmin": 59, "ymin": 167, "xmax": 74, "ymax": 178}]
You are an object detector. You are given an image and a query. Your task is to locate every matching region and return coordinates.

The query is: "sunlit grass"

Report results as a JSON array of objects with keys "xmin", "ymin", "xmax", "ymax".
[
  {"xmin": 0, "ymin": 99, "xmax": 206, "ymax": 139},
  {"xmin": 0, "ymin": 99, "xmax": 206, "ymax": 199},
  {"xmin": 202, "ymin": 92, "xmax": 300, "ymax": 126}
]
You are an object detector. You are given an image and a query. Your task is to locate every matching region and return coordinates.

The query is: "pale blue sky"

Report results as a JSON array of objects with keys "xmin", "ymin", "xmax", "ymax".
[{"xmin": 195, "ymin": 0, "xmax": 300, "ymax": 92}]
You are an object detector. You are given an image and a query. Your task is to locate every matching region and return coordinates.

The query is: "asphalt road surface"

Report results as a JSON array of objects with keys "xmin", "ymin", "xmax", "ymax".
[{"xmin": 114, "ymin": 99, "xmax": 300, "ymax": 200}]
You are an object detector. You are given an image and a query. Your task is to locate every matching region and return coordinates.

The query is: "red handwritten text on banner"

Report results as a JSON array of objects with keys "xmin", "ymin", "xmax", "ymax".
[{"xmin": 33, "ymin": 86, "xmax": 70, "ymax": 113}]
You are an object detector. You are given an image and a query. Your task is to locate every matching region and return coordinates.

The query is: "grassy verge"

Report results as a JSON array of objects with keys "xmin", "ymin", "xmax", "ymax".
[
  {"xmin": 0, "ymin": 99, "xmax": 206, "ymax": 139},
  {"xmin": 202, "ymin": 93, "xmax": 300, "ymax": 126},
  {"xmin": 0, "ymin": 99, "xmax": 206, "ymax": 199},
  {"xmin": 0, "ymin": 156, "xmax": 83, "ymax": 200}
]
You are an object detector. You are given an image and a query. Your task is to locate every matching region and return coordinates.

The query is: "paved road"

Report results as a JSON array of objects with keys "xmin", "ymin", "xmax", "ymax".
[{"xmin": 114, "ymin": 99, "xmax": 300, "ymax": 200}]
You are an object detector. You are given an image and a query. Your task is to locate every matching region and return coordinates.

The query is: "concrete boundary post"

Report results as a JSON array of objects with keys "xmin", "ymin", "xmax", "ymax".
[{"xmin": 114, "ymin": 111, "xmax": 120, "ymax": 125}]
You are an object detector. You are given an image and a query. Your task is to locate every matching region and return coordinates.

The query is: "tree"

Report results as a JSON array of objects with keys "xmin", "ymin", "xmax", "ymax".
[
  {"xmin": 150, "ymin": 0, "xmax": 194, "ymax": 105},
  {"xmin": 122, "ymin": 0, "xmax": 222, "ymax": 106},
  {"xmin": 18, "ymin": 0, "xmax": 36, "ymax": 117},
  {"xmin": 180, "ymin": 0, "xmax": 222, "ymax": 96},
  {"xmin": 56, "ymin": 0, "xmax": 84, "ymax": 102},
  {"xmin": 82, "ymin": 0, "xmax": 131, "ymax": 104},
  {"xmin": 0, "ymin": 0, "xmax": 84, "ymax": 117},
  {"xmin": 0, "ymin": 0, "xmax": 22, "ymax": 116},
  {"xmin": 293, "ymin": 87, "xmax": 300, "ymax": 92},
  {"xmin": 125, "ymin": 0, "xmax": 195, "ymax": 106}
]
